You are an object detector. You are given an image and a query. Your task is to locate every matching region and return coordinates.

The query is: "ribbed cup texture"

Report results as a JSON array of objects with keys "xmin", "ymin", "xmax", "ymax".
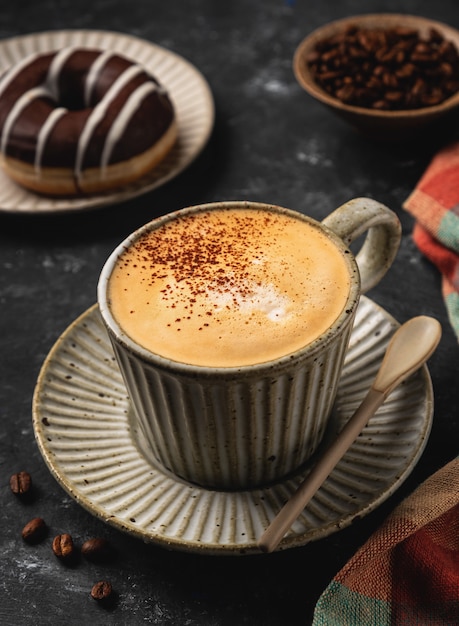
[{"xmin": 109, "ymin": 318, "xmax": 353, "ymax": 490}]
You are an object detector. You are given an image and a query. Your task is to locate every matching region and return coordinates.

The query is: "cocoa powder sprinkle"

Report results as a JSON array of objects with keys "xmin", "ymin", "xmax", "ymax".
[{"xmin": 117, "ymin": 212, "xmax": 283, "ymax": 327}]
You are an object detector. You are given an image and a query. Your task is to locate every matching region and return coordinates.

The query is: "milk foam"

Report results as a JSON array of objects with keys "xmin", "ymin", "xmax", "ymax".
[
  {"xmin": 108, "ymin": 208, "xmax": 351, "ymax": 366},
  {"xmin": 204, "ymin": 276, "xmax": 290, "ymax": 321}
]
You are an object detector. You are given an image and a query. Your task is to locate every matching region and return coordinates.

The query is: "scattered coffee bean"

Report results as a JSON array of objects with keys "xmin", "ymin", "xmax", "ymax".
[
  {"xmin": 81, "ymin": 537, "xmax": 112, "ymax": 562},
  {"xmin": 307, "ymin": 24, "xmax": 459, "ymax": 110},
  {"xmin": 52, "ymin": 533, "xmax": 75, "ymax": 560},
  {"xmin": 10, "ymin": 471, "xmax": 32, "ymax": 496},
  {"xmin": 91, "ymin": 580, "xmax": 113, "ymax": 602},
  {"xmin": 22, "ymin": 517, "xmax": 47, "ymax": 544}
]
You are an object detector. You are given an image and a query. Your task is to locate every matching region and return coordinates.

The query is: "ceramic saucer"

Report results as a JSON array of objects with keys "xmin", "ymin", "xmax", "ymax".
[
  {"xmin": 32, "ymin": 296, "xmax": 433, "ymax": 555},
  {"xmin": 0, "ymin": 30, "xmax": 214, "ymax": 214}
]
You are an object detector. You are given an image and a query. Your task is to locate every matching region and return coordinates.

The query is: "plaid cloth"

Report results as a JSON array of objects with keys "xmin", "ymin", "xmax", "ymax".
[
  {"xmin": 403, "ymin": 141, "xmax": 459, "ymax": 340},
  {"xmin": 313, "ymin": 456, "xmax": 459, "ymax": 625}
]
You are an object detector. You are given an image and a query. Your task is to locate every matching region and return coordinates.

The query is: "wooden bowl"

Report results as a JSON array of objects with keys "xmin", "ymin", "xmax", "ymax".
[{"xmin": 293, "ymin": 14, "xmax": 459, "ymax": 141}]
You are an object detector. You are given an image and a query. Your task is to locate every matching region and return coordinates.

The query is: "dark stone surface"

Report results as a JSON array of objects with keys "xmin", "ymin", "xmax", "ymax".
[{"xmin": 0, "ymin": 1, "xmax": 458, "ymax": 624}]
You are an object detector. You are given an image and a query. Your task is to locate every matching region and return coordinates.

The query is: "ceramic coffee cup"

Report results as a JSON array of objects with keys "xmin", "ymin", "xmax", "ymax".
[{"xmin": 98, "ymin": 198, "xmax": 401, "ymax": 489}]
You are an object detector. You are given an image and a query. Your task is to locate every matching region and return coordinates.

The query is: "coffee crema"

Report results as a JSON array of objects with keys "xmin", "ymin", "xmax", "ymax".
[{"xmin": 108, "ymin": 208, "xmax": 351, "ymax": 367}]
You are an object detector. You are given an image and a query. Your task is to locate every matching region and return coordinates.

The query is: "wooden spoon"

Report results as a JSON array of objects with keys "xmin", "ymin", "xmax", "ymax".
[{"xmin": 258, "ymin": 315, "xmax": 442, "ymax": 553}]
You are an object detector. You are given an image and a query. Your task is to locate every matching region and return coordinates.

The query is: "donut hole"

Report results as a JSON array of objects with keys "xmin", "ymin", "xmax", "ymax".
[
  {"xmin": 58, "ymin": 92, "xmax": 85, "ymax": 110},
  {"xmin": 53, "ymin": 70, "xmax": 89, "ymax": 111},
  {"xmin": 56, "ymin": 84, "xmax": 87, "ymax": 111}
]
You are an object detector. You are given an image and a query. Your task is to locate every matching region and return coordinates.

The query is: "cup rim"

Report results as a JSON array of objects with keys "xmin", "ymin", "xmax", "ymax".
[{"xmin": 97, "ymin": 200, "xmax": 361, "ymax": 375}]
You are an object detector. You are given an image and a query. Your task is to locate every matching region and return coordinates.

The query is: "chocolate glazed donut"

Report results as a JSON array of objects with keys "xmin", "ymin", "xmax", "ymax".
[{"xmin": 0, "ymin": 47, "xmax": 177, "ymax": 195}]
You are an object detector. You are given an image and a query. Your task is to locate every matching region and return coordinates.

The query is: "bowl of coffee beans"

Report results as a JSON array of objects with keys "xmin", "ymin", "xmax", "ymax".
[{"xmin": 293, "ymin": 14, "xmax": 459, "ymax": 141}]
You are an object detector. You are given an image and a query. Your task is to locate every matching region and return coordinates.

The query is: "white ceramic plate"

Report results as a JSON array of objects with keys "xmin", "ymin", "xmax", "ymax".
[
  {"xmin": 32, "ymin": 296, "xmax": 433, "ymax": 555},
  {"xmin": 0, "ymin": 30, "xmax": 214, "ymax": 213}
]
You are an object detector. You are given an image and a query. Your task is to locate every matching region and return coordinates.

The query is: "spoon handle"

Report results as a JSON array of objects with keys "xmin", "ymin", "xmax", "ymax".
[
  {"xmin": 258, "ymin": 315, "xmax": 441, "ymax": 554},
  {"xmin": 258, "ymin": 387, "xmax": 384, "ymax": 553}
]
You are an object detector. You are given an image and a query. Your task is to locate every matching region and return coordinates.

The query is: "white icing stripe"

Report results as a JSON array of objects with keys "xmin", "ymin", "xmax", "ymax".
[
  {"xmin": 74, "ymin": 64, "xmax": 144, "ymax": 179},
  {"xmin": 46, "ymin": 47, "xmax": 76, "ymax": 100},
  {"xmin": 100, "ymin": 82, "xmax": 156, "ymax": 174},
  {"xmin": 34, "ymin": 107, "xmax": 67, "ymax": 172},
  {"xmin": 1, "ymin": 86, "xmax": 49, "ymax": 155},
  {"xmin": 0, "ymin": 52, "xmax": 40, "ymax": 99},
  {"xmin": 84, "ymin": 51, "xmax": 114, "ymax": 107}
]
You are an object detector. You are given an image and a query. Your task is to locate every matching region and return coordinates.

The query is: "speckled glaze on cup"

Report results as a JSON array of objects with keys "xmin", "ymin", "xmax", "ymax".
[{"xmin": 98, "ymin": 198, "xmax": 401, "ymax": 489}]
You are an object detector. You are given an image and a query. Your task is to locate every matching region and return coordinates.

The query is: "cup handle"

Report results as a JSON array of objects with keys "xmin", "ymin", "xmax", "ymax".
[{"xmin": 322, "ymin": 197, "xmax": 401, "ymax": 294}]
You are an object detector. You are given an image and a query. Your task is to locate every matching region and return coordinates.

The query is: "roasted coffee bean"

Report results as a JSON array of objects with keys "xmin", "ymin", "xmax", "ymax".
[
  {"xmin": 10, "ymin": 471, "xmax": 32, "ymax": 496},
  {"xmin": 91, "ymin": 580, "xmax": 113, "ymax": 602},
  {"xmin": 307, "ymin": 25, "xmax": 459, "ymax": 110},
  {"xmin": 81, "ymin": 537, "xmax": 112, "ymax": 562},
  {"xmin": 22, "ymin": 517, "xmax": 47, "ymax": 544},
  {"xmin": 52, "ymin": 533, "xmax": 74, "ymax": 559}
]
